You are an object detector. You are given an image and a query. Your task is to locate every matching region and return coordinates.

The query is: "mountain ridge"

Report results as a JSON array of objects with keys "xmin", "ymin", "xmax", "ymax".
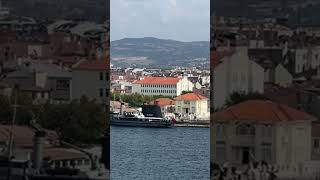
[{"xmin": 110, "ymin": 37, "xmax": 209, "ymax": 68}]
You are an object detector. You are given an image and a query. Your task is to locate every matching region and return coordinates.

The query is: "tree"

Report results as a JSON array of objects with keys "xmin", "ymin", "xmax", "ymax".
[
  {"xmin": 110, "ymin": 92, "xmax": 174, "ymax": 107},
  {"xmin": 181, "ymin": 90, "xmax": 193, "ymax": 95},
  {"xmin": 38, "ymin": 97, "xmax": 107, "ymax": 144},
  {"xmin": 225, "ymin": 91, "xmax": 267, "ymax": 107}
]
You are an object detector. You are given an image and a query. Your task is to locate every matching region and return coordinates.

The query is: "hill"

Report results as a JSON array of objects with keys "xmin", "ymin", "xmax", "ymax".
[{"xmin": 111, "ymin": 37, "xmax": 209, "ymax": 68}]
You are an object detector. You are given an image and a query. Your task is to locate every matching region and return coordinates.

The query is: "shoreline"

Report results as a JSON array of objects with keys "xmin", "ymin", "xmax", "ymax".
[{"xmin": 174, "ymin": 121, "xmax": 210, "ymax": 128}]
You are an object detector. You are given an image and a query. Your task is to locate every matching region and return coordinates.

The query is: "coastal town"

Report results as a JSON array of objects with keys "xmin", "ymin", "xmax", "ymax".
[
  {"xmin": 109, "ymin": 64, "xmax": 211, "ymax": 127},
  {"xmin": 0, "ymin": 0, "xmax": 110, "ymax": 179},
  {"xmin": 210, "ymin": 14, "xmax": 320, "ymax": 179}
]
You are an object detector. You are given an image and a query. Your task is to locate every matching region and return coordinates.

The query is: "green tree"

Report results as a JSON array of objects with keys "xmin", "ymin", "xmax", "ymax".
[
  {"xmin": 37, "ymin": 97, "xmax": 107, "ymax": 144},
  {"xmin": 111, "ymin": 92, "xmax": 174, "ymax": 107},
  {"xmin": 225, "ymin": 91, "xmax": 267, "ymax": 107},
  {"xmin": 181, "ymin": 90, "xmax": 193, "ymax": 95}
]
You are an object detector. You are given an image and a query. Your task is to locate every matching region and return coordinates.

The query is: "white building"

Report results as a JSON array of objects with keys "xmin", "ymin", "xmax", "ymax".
[
  {"xmin": 264, "ymin": 64, "xmax": 293, "ymax": 87},
  {"xmin": 132, "ymin": 76, "xmax": 193, "ymax": 97},
  {"xmin": 175, "ymin": 92, "xmax": 209, "ymax": 120},
  {"xmin": 72, "ymin": 61, "xmax": 109, "ymax": 105},
  {"xmin": 213, "ymin": 47, "xmax": 264, "ymax": 108},
  {"xmin": 292, "ymin": 47, "xmax": 320, "ymax": 74},
  {"xmin": 212, "ymin": 100, "xmax": 320, "ymax": 178}
]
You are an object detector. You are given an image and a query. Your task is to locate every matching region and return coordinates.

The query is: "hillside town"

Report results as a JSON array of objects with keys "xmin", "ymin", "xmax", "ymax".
[
  {"xmin": 211, "ymin": 15, "xmax": 320, "ymax": 179},
  {"xmin": 0, "ymin": 1, "xmax": 109, "ymax": 179}
]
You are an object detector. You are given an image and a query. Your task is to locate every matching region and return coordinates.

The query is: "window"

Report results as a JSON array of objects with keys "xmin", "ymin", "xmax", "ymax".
[
  {"xmin": 314, "ymin": 139, "xmax": 320, "ymax": 149},
  {"xmin": 105, "ymin": 72, "xmax": 109, "ymax": 81},
  {"xmin": 236, "ymin": 124, "xmax": 255, "ymax": 135},
  {"xmin": 261, "ymin": 143, "xmax": 272, "ymax": 162},
  {"xmin": 99, "ymin": 72, "xmax": 103, "ymax": 80},
  {"xmin": 56, "ymin": 80, "xmax": 69, "ymax": 90},
  {"xmin": 99, "ymin": 88, "xmax": 103, "ymax": 97},
  {"xmin": 62, "ymin": 160, "xmax": 68, "ymax": 167}
]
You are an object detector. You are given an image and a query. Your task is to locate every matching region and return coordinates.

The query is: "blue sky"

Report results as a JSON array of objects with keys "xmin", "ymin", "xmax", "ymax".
[{"xmin": 111, "ymin": 0, "xmax": 210, "ymax": 42}]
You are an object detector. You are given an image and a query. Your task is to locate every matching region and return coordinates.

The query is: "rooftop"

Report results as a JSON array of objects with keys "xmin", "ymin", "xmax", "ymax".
[
  {"xmin": 133, "ymin": 77, "xmax": 181, "ymax": 85},
  {"xmin": 212, "ymin": 100, "xmax": 314, "ymax": 123},
  {"xmin": 175, "ymin": 93, "xmax": 208, "ymax": 101},
  {"xmin": 150, "ymin": 98, "xmax": 175, "ymax": 106}
]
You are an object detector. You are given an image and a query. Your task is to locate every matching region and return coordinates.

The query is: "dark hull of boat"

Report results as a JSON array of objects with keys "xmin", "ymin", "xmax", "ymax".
[{"xmin": 110, "ymin": 119, "xmax": 173, "ymax": 128}]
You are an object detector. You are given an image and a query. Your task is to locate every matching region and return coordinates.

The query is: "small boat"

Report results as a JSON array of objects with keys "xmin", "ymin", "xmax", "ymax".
[{"xmin": 110, "ymin": 104, "xmax": 174, "ymax": 128}]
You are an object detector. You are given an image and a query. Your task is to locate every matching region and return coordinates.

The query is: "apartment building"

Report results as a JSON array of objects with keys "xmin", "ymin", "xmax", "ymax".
[
  {"xmin": 132, "ymin": 76, "xmax": 193, "ymax": 97},
  {"xmin": 71, "ymin": 60, "xmax": 108, "ymax": 105}
]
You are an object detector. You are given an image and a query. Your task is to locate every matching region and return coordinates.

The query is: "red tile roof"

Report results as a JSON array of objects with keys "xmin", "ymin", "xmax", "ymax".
[
  {"xmin": 133, "ymin": 77, "xmax": 181, "ymax": 85},
  {"xmin": 74, "ymin": 61, "xmax": 108, "ymax": 71},
  {"xmin": 175, "ymin": 93, "xmax": 208, "ymax": 101},
  {"xmin": 150, "ymin": 98, "xmax": 175, "ymax": 106},
  {"xmin": 212, "ymin": 100, "xmax": 314, "ymax": 123}
]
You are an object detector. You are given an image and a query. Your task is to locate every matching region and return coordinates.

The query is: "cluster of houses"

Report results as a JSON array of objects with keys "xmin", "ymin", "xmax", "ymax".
[
  {"xmin": 110, "ymin": 66, "xmax": 211, "ymax": 120},
  {"xmin": 211, "ymin": 16, "xmax": 320, "ymax": 178},
  {"xmin": 0, "ymin": 7, "xmax": 109, "ymax": 107},
  {"xmin": 0, "ymin": 4, "xmax": 109, "ymax": 177}
]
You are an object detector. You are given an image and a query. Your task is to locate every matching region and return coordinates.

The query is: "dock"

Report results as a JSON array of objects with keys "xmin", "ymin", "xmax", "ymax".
[{"xmin": 174, "ymin": 120, "xmax": 210, "ymax": 128}]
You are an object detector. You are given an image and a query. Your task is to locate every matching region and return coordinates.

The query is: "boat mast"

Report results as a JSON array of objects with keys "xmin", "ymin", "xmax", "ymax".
[{"xmin": 7, "ymin": 85, "xmax": 19, "ymax": 180}]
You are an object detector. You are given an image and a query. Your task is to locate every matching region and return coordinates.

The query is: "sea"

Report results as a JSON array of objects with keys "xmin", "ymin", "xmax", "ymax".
[{"xmin": 110, "ymin": 126, "xmax": 210, "ymax": 180}]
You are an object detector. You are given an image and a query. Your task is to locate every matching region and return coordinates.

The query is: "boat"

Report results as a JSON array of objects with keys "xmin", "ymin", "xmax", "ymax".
[{"xmin": 110, "ymin": 104, "xmax": 174, "ymax": 128}]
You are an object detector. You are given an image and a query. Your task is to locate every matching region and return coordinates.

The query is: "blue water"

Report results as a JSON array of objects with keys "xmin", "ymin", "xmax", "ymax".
[{"xmin": 110, "ymin": 126, "xmax": 210, "ymax": 180}]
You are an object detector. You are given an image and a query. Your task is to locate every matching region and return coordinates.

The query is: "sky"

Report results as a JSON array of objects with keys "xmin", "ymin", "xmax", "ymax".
[{"xmin": 111, "ymin": 0, "xmax": 210, "ymax": 42}]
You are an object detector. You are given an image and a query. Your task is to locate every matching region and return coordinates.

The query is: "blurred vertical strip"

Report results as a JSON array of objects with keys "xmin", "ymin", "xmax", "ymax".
[
  {"xmin": 210, "ymin": 0, "xmax": 216, "ymax": 177},
  {"xmin": 102, "ymin": 0, "xmax": 110, "ymax": 171}
]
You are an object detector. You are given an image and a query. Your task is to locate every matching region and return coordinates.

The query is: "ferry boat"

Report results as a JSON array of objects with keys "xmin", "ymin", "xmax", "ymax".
[{"xmin": 110, "ymin": 104, "xmax": 174, "ymax": 128}]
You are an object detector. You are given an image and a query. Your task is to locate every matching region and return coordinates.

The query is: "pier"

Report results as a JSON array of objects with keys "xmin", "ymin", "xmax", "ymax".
[{"xmin": 174, "ymin": 120, "xmax": 210, "ymax": 128}]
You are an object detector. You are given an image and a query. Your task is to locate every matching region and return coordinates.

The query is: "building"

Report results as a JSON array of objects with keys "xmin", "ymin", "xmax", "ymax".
[
  {"xmin": 212, "ymin": 47, "xmax": 265, "ymax": 109},
  {"xmin": 312, "ymin": 122, "xmax": 320, "ymax": 160},
  {"xmin": 5, "ymin": 60, "xmax": 71, "ymax": 104},
  {"xmin": 212, "ymin": 100, "xmax": 320, "ymax": 178},
  {"xmin": 0, "ymin": 125, "xmax": 99, "ymax": 174},
  {"xmin": 72, "ymin": 60, "xmax": 108, "ymax": 105},
  {"xmin": 132, "ymin": 76, "xmax": 193, "ymax": 97},
  {"xmin": 175, "ymin": 92, "xmax": 209, "ymax": 120},
  {"xmin": 149, "ymin": 98, "xmax": 175, "ymax": 114},
  {"xmin": 111, "ymin": 81, "xmax": 132, "ymax": 94}
]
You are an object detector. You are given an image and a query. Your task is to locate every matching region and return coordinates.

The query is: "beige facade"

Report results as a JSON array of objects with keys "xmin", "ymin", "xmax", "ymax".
[
  {"xmin": 211, "ymin": 100, "xmax": 320, "ymax": 178},
  {"xmin": 175, "ymin": 93, "xmax": 209, "ymax": 119}
]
